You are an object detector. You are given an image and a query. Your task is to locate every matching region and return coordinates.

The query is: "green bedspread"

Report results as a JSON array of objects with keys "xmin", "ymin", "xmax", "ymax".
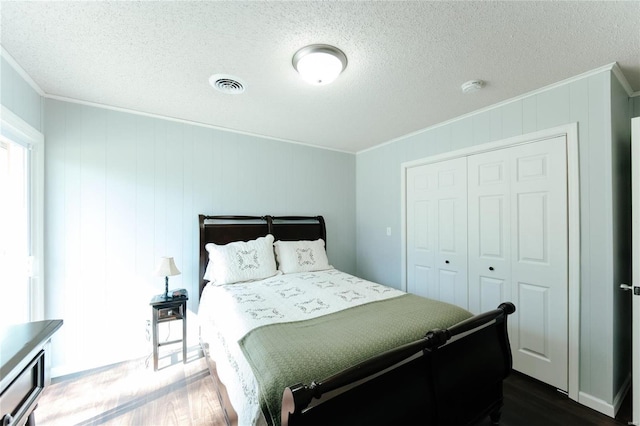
[{"xmin": 239, "ymin": 294, "xmax": 472, "ymax": 426}]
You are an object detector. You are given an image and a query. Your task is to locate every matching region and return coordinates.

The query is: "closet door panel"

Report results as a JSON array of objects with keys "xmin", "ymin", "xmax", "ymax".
[
  {"xmin": 412, "ymin": 265, "xmax": 432, "ymax": 299},
  {"xmin": 438, "ymin": 198, "xmax": 457, "ymax": 252},
  {"xmin": 479, "ymin": 276, "xmax": 506, "ymax": 313},
  {"xmin": 436, "ymin": 194, "xmax": 468, "ymax": 308},
  {"xmin": 406, "ymin": 158, "xmax": 467, "ymax": 308},
  {"xmin": 516, "ymin": 281, "xmax": 549, "ymax": 357},
  {"xmin": 406, "ymin": 170, "xmax": 435, "ymax": 298},
  {"xmin": 438, "ymin": 269, "xmax": 458, "ymax": 306},
  {"xmin": 516, "ymin": 192, "xmax": 548, "ymax": 263},
  {"xmin": 406, "ymin": 133, "xmax": 569, "ymax": 392},
  {"xmin": 479, "ymin": 196, "xmax": 506, "ymax": 257},
  {"xmin": 434, "ymin": 159, "xmax": 468, "ymax": 309},
  {"xmin": 510, "ymin": 136, "xmax": 568, "ymax": 391},
  {"xmin": 468, "ymin": 150, "xmax": 511, "ymax": 314}
]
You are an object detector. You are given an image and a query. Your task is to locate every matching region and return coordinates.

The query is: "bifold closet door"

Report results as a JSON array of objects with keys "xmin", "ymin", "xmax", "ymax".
[
  {"xmin": 467, "ymin": 136, "xmax": 568, "ymax": 391},
  {"xmin": 467, "ymin": 147, "xmax": 512, "ymax": 315},
  {"xmin": 406, "ymin": 157, "xmax": 468, "ymax": 309}
]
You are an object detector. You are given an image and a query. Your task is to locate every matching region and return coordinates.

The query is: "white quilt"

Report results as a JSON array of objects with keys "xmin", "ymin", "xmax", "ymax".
[{"xmin": 198, "ymin": 268, "xmax": 404, "ymax": 425}]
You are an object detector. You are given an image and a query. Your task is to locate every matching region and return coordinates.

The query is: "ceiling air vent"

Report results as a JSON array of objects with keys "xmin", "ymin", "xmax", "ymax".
[{"xmin": 209, "ymin": 74, "xmax": 246, "ymax": 94}]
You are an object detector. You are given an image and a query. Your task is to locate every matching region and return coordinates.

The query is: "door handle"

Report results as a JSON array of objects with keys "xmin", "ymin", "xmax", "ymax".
[{"xmin": 620, "ymin": 283, "xmax": 640, "ymax": 295}]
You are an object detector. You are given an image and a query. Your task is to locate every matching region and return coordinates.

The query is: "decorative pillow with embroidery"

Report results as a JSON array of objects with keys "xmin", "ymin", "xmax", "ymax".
[
  {"xmin": 204, "ymin": 234, "xmax": 277, "ymax": 285},
  {"xmin": 273, "ymin": 239, "xmax": 332, "ymax": 274}
]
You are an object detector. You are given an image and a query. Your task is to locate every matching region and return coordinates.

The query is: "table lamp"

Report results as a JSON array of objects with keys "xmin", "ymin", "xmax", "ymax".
[{"xmin": 155, "ymin": 257, "xmax": 181, "ymax": 300}]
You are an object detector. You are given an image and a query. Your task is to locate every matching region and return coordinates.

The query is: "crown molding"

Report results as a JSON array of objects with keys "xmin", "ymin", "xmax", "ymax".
[
  {"xmin": 45, "ymin": 94, "xmax": 354, "ymax": 155},
  {"xmin": 1, "ymin": 43, "xmax": 353, "ymax": 154},
  {"xmin": 358, "ymin": 62, "xmax": 633, "ymax": 154},
  {"xmin": 2, "ymin": 46, "xmax": 635, "ymax": 153},
  {"xmin": 611, "ymin": 62, "xmax": 638, "ymax": 97}
]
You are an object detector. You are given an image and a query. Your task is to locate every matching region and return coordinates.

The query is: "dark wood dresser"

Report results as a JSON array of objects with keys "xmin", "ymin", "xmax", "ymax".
[{"xmin": 1, "ymin": 320, "xmax": 63, "ymax": 426}]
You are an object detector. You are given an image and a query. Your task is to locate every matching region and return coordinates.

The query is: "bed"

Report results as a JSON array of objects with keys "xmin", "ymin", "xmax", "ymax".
[{"xmin": 197, "ymin": 214, "xmax": 515, "ymax": 426}]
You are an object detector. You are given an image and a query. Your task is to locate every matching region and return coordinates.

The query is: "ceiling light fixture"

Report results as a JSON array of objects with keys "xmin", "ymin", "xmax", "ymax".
[{"xmin": 292, "ymin": 44, "xmax": 347, "ymax": 85}]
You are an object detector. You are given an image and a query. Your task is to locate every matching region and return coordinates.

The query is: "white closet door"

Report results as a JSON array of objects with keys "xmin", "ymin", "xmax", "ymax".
[
  {"xmin": 468, "ymin": 136, "xmax": 568, "ymax": 391},
  {"xmin": 406, "ymin": 164, "xmax": 436, "ymax": 299},
  {"xmin": 467, "ymin": 148, "xmax": 512, "ymax": 315},
  {"xmin": 406, "ymin": 158, "xmax": 468, "ymax": 308},
  {"xmin": 510, "ymin": 137, "xmax": 568, "ymax": 391}
]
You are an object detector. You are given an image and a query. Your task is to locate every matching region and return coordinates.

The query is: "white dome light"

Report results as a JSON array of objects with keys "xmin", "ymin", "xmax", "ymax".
[{"xmin": 293, "ymin": 44, "xmax": 347, "ymax": 85}]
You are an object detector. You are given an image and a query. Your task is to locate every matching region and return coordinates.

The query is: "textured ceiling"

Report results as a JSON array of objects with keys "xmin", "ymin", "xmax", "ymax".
[{"xmin": 1, "ymin": 1, "xmax": 639, "ymax": 153}]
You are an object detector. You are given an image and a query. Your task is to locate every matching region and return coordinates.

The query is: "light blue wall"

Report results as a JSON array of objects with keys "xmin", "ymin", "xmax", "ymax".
[
  {"xmin": 44, "ymin": 99, "xmax": 356, "ymax": 374},
  {"xmin": 1, "ymin": 56, "xmax": 42, "ymax": 131},
  {"xmin": 611, "ymin": 76, "xmax": 632, "ymax": 403},
  {"xmin": 633, "ymin": 96, "xmax": 640, "ymax": 118},
  {"xmin": 5, "ymin": 46, "xmax": 638, "ymax": 405},
  {"xmin": 355, "ymin": 70, "xmax": 625, "ymax": 407}
]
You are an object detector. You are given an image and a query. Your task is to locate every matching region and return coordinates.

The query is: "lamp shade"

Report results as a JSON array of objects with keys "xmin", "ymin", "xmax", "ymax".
[
  {"xmin": 155, "ymin": 257, "xmax": 181, "ymax": 277},
  {"xmin": 293, "ymin": 44, "xmax": 347, "ymax": 85}
]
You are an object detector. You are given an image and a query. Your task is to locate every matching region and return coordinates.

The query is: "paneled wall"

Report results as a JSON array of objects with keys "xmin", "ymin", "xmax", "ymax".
[
  {"xmin": 5, "ymin": 47, "xmax": 638, "ymax": 407},
  {"xmin": 44, "ymin": 99, "xmax": 356, "ymax": 375},
  {"xmin": 1, "ymin": 56, "xmax": 42, "ymax": 130},
  {"xmin": 355, "ymin": 69, "xmax": 627, "ymax": 411},
  {"xmin": 611, "ymin": 76, "xmax": 633, "ymax": 407}
]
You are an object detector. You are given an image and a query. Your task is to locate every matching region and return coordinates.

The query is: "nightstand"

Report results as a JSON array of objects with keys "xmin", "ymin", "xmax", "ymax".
[{"xmin": 150, "ymin": 293, "xmax": 188, "ymax": 371}]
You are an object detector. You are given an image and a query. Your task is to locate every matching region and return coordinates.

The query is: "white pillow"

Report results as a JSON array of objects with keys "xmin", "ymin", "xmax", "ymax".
[
  {"xmin": 204, "ymin": 234, "xmax": 277, "ymax": 285},
  {"xmin": 273, "ymin": 239, "xmax": 332, "ymax": 274}
]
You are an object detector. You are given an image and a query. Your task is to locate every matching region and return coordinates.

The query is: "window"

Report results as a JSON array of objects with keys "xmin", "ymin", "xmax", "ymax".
[
  {"xmin": 0, "ymin": 138, "xmax": 30, "ymax": 324},
  {"xmin": 1, "ymin": 107, "xmax": 44, "ymax": 324}
]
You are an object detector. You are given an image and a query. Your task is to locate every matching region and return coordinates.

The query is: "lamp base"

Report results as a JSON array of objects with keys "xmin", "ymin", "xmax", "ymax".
[{"xmin": 164, "ymin": 276, "xmax": 169, "ymax": 300}]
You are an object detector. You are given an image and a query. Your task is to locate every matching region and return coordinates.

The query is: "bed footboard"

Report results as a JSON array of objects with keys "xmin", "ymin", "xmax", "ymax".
[{"xmin": 281, "ymin": 302, "xmax": 516, "ymax": 426}]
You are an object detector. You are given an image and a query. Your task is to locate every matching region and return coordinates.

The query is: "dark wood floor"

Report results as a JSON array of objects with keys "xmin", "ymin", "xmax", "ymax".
[
  {"xmin": 36, "ymin": 349, "xmax": 632, "ymax": 426},
  {"xmin": 480, "ymin": 371, "xmax": 632, "ymax": 426}
]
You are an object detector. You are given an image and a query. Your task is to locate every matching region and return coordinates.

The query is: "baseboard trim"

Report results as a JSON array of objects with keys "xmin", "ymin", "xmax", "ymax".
[
  {"xmin": 51, "ymin": 348, "xmax": 151, "ymax": 378},
  {"xmin": 613, "ymin": 374, "xmax": 632, "ymax": 416},
  {"xmin": 578, "ymin": 374, "xmax": 631, "ymax": 418},
  {"xmin": 579, "ymin": 392, "xmax": 615, "ymax": 417},
  {"xmin": 51, "ymin": 364, "xmax": 82, "ymax": 378}
]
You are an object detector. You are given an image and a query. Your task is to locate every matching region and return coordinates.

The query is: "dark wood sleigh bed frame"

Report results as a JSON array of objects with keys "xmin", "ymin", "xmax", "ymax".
[{"xmin": 198, "ymin": 215, "xmax": 515, "ymax": 426}]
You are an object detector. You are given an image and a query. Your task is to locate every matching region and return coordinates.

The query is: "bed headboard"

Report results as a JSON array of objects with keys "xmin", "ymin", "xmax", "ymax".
[{"xmin": 198, "ymin": 215, "xmax": 326, "ymax": 297}]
